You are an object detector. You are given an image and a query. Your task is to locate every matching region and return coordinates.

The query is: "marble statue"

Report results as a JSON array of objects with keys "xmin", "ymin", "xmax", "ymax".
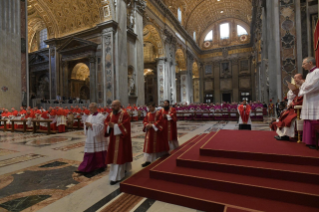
[{"xmin": 128, "ymin": 75, "xmax": 136, "ymax": 96}]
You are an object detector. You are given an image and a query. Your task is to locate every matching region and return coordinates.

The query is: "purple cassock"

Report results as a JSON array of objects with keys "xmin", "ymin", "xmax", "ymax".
[{"xmin": 78, "ymin": 112, "xmax": 108, "ymax": 173}]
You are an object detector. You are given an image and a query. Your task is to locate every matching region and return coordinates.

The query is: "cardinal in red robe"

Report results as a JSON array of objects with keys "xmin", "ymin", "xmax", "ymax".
[
  {"xmin": 104, "ymin": 100, "xmax": 133, "ymax": 185},
  {"xmin": 142, "ymin": 103, "xmax": 169, "ymax": 167},
  {"xmin": 238, "ymin": 100, "xmax": 252, "ymax": 130},
  {"xmin": 162, "ymin": 100, "xmax": 179, "ymax": 150}
]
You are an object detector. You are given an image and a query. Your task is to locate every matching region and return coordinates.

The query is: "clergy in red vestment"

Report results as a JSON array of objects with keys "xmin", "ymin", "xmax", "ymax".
[
  {"xmin": 238, "ymin": 100, "xmax": 252, "ymax": 130},
  {"xmin": 271, "ymin": 74, "xmax": 304, "ymax": 141},
  {"xmin": 56, "ymin": 107, "xmax": 66, "ymax": 133},
  {"xmin": 104, "ymin": 100, "xmax": 133, "ymax": 185},
  {"xmin": 142, "ymin": 103, "xmax": 169, "ymax": 167},
  {"xmin": 297, "ymin": 57, "xmax": 319, "ymax": 147},
  {"xmin": 162, "ymin": 100, "xmax": 179, "ymax": 150}
]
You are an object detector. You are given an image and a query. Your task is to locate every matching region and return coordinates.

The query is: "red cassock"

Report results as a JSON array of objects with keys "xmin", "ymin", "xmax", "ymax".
[
  {"xmin": 238, "ymin": 104, "xmax": 251, "ymax": 124},
  {"xmin": 104, "ymin": 110, "xmax": 133, "ymax": 165},
  {"xmin": 161, "ymin": 107, "xmax": 178, "ymax": 142},
  {"xmin": 275, "ymin": 96, "xmax": 303, "ymax": 130},
  {"xmin": 143, "ymin": 111, "xmax": 169, "ymax": 154},
  {"xmin": 56, "ymin": 109, "xmax": 66, "ymax": 133}
]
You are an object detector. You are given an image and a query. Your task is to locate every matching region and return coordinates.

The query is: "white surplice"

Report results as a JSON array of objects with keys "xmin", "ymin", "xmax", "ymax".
[
  {"xmin": 84, "ymin": 113, "xmax": 108, "ymax": 153},
  {"xmin": 299, "ymin": 68, "xmax": 319, "ymax": 120}
]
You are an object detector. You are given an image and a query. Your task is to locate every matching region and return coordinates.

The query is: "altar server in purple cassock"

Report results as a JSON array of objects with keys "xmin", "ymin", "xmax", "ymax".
[{"xmin": 297, "ymin": 57, "xmax": 319, "ymax": 147}]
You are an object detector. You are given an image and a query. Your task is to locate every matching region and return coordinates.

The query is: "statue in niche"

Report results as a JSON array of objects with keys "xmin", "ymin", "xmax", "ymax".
[
  {"xmin": 127, "ymin": 10, "xmax": 135, "ymax": 29},
  {"xmin": 128, "ymin": 75, "xmax": 136, "ymax": 96}
]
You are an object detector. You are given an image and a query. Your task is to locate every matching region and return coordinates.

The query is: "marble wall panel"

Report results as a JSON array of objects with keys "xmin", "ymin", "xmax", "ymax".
[
  {"xmin": 220, "ymin": 79, "xmax": 232, "ymax": 91},
  {"xmin": 239, "ymin": 78, "xmax": 251, "ymax": 89}
]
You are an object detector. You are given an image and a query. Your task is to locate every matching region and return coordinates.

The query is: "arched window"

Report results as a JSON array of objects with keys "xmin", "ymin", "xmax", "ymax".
[
  {"xmin": 237, "ymin": 25, "xmax": 248, "ymax": 36},
  {"xmin": 39, "ymin": 28, "xmax": 48, "ymax": 49},
  {"xmin": 220, "ymin": 23, "xmax": 230, "ymax": 39},
  {"xmin": 204, "ymin": 30, "xmax": 213, "ymax": 41},
  {"xmin": 193, "ymin": 31, "xmax": 196, "ymax": 41},
  {"xmin": 177, "ymin": 7, "xmax": 182, "ymax": 23}
]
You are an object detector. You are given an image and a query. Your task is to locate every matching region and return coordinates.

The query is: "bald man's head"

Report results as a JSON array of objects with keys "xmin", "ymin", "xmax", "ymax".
[{"xmin": 111, "ymin": 100, "xmax": 121, "ymax": 114}]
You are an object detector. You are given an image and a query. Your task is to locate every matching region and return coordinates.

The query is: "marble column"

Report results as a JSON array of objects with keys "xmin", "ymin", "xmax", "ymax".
[
  {"xmin": 186, "ymin": 51, "xmax": 194, "ymax": 104},
  {"xmin": 193, "ymin": 78, "xmax": 200, "ymax": 103},
  {"xmin": 231, "ymin": 59, "xmax": 239, "ymax": 102},
  {"xmin": 295, "ymin": 0, "xmax": 303, "ymax": 74},
  {"xmin": 48, "ymin": 46, "xmax": 59, "ymax": 100},
  {"xmin": 134, "ymin": 0, "xmax": 146, "ymax": 106},
  {"xmin": 156, "ymin": 58, "xmax": 166, "ymax": 105},
  {"xmin": 89, "ymin": 57, "xmax": 96, "ymax": 102},
  {"xmin": 102, "ymin": 28, "xmax": 115, "ymax": 106},
  {"xmin": 213, "ymin": 62, "xmax": 220, "ymax": 103},
  {"xmin": 114, "ymin": 0, "xmax": 128, "ymax": 106},
  {"xmin": 266, "ymin": 0, "xmax": 282, "ymax": 101},
  {"xmin": 199, "ymin": 63, "xmax": 204, "ymax": 103},
  {"xmin": 179, "ymin": 70, "xmax": 188, "ymax": 104},
  {"xmin": 62, "ymin": 61, "xmax": 69, "ymax": 99},
  {"xmin": 0, "ymin": 0, "xmax": 22, "ymax": 109}
]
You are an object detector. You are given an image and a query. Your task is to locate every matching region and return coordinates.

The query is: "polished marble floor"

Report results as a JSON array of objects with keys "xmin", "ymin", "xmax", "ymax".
[{"xmin": 0, "ymin": 119, "xmax": 271, "ymax": 212}]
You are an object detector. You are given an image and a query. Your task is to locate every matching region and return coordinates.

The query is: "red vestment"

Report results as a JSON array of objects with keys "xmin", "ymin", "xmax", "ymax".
[
  {"xmin": 161, "ymin": 107, "xmax": 178, "ymax": 142},
  {"xmin": 143, "ymin": 111, "xmax": 169, "ymax": 154},
  {"xmin": 238, "ymin": 104, "xmax": 251, "ymax": 123},
  {"xmin": 276, "ymin": 96, "xmax": 303, "ymax": 130},
  {"xmin": 104, "ymin": 110, "xmax": 133, "ymax": 165}
]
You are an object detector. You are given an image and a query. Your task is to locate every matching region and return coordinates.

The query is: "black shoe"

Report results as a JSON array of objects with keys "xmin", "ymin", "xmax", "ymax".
[
  {"xmin": 74, "ymin": 170, "xmax": 85, "ymax": 175},
  {"xmin": 141, "ymin": 162, "xmax": 151, "ymax": 167},
  {"xmin": 274, "ymin": 136, "xmax": 281, "ymax": 140},
  {"xmin": 110, "ymin": 181, "xmax": 119, "ymax": 185},
  {"xmin": 275, "ymin": 136, "xmax": 290, "ymax": 141},
  {"xmin": 307, "ymin": 145, "xmax": 317, "ymax": 149}
]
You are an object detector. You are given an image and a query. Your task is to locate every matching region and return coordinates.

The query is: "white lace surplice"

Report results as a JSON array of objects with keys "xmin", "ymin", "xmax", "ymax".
[
  {"xmin": 84, "ymin": 113, "xmax": 108, "ymax": 153},
  {"xmin": 299, "ymin": 68, "xmax": 319, "ymax": 120},
  {"xmin": 287, "ymin": 90, "xmax": 296, "ymax": 106}
]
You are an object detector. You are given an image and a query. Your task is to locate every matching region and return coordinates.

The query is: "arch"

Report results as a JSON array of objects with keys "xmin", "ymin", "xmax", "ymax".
[
  {"xmin": 71, "ymin": 63, "xmax": 90, "ymax": 81},
  {"xmin": 28, "ymin": 17, "xmax": 48, "ymax": 52},
  {"xmin": 175, "ymin": 49, "xmax": 186, "ymax": 72},
  {"xmin": 143, "ymin": 25, "xmax": 165, "ymax": 59}
]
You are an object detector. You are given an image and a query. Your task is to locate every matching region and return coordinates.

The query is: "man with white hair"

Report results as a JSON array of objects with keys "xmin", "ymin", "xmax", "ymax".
[
  {"xmin": 75, "ymin": 102, "xmax": 108, "ymax": 175},
  {"xmin": 105, "ymin": 100, "xmax": 133, "ymax": 185},
  {"xmin": 296, "ymin": 57, "xmax": 319, "ymax": 147}
]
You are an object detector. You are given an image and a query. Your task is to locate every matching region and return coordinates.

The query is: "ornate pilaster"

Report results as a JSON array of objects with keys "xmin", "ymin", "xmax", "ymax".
[
  {"xmin": 156, "ymin": 58, "xmax": 166, "ymax": 105},
  {"xmin": 89, "ymin": 57, "xmax": 96, "ymax": 102}
]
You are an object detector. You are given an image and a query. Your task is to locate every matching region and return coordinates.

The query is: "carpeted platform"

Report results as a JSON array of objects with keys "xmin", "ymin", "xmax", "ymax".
[{"xmin": 121, "ymin": 130, "xmax": 319, "ymax": 212}]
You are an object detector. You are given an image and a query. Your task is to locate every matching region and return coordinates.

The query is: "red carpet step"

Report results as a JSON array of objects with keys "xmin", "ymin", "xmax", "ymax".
[{"xmin": 121, "ymin": 130, "xmax": 319, "ymax": 212}]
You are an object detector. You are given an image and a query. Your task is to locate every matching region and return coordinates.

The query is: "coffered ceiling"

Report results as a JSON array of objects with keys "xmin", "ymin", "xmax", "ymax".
[
  {"xmin": 27, "ymin": 0, "xmax": 111, "ymax": 39},
  {"xmin": 162, "ymin": 0, "xmax": 253, "ymax": 38}
]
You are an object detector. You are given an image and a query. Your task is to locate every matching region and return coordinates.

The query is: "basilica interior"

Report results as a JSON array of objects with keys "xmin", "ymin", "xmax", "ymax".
[{"xmin": 0, "ymin": 0, "xmax": 319, "ymax": 212}]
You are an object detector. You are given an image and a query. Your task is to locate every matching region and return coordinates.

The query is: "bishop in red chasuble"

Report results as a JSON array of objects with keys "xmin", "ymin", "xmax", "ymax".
[
  {"xmin": 238, "ymin": 100, "xmax": 252, "ymax": 130},
  {"xmin": 104, "ymin": 100, "xmax": 133, "ymax": 185},
  {"xmin": 161, "ymin": 100, "xmax": 179, "ymax": 151},
  {"xmin": 142, "ymin": 103, "xmax": 169, "ymax": 167}
]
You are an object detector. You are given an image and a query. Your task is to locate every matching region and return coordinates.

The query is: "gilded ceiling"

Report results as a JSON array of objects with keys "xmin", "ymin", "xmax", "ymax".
[
  {"xmin": 27, "ymin": 0, "xmax": 111, "ymax": 39},
  {"xmin": 162, "ymin": 0, "xmax": 253, "ymax": 38}
]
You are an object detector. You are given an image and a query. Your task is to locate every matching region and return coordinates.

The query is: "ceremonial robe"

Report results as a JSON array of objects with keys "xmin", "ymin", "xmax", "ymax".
[
  {"xmin": 143, "ymin": 111, "xmax": 169, "ymax": 162},
  {"xmin": 299, "ymin": 67, "xmax": 319, "ymax": 145},
  {"xmin": 104, "ymin": 110, "xmax": 133, "ymax": 181},
  {"xmin": 238, "ymin": 104, "xmax": 251, "ymax": 130},
  {"xmin": 162, "ymin": 107, "xmax": 179, "ymax": 150},
  {"xmin": 56, "ymin": 109, "xmax": 66, "ymax": 133},
  {"xmin": 78, "ymin": 113, "xmax": 108, "ymax": 173}
]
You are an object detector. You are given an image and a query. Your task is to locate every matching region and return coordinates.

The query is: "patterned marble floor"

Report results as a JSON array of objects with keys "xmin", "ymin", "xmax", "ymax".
[{"xmin": 0, "ymin": 120, "xmax": 271, "ymax": 212}]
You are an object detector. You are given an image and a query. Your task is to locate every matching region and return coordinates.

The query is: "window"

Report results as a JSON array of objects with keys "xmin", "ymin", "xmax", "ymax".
[
  {"xmin": 205, "ymin": 94, "xmax": 214, "ymax": 103},
  {"xmin": 204, "ymin": 30, "xmax": 213, "ymax": 41},
  {"xmin": 240, "ymin": 92, "xmax": 250, "ymax": 102},
  {"xmin": 39, "ymin": 28, "xmax": 48, "ymax": 49},
  {"xmin": 177, "ymin": 8, "xmax": 182, "ymax": 23},
  {"xmin": 193, "ymin": 31, "xmax": 196, "ymax": 41},
  {"xmin": 220, "ymin": 23, "xmax": 230, "ymax": 39},
  {"xmin": 237, "ymin": 25, "xmax": 248, "ymax": 36}
]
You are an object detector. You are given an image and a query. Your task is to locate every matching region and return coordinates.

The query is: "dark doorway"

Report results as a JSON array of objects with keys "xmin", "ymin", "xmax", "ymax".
[
  {"xmin": 222, "ymin": 93, "xmax": 231, "ymax": 103},
  {"xmin": 204, "ymin": 93, "xmax": 214, "ymax": 103}
]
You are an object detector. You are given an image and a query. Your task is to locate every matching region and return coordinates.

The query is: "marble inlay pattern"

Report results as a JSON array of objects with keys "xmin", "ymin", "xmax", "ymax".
[
  {"xmin": 52, "ymin": 142, "xmax": 85, "ymax": 151},
  {"xmin": 0, "ymin": 132, "xmax": 47, "ymax": 143},
  {"xmin": 0, "ymin": 154, "xmax": 44, "ymax": 168},
  {"xmin": 0, "ymin": 148, "xmax": 19, "ymax": 156},
  {"xmin": 0, "ymin": 159, "xmax": 108, "ymax": 212},
  {"xmin": 18, "ymin": 136, "xmax": 79, "ymax": 147}
]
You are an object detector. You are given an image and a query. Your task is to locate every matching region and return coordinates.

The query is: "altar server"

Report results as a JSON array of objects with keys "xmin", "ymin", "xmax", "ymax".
[
  {"xmin": 297, "ymin": 57, "xmax": 319, "ymax": 147},
  {"xmin": 75, "ymin": 103, "xmax": 108, "ymax": 175}
]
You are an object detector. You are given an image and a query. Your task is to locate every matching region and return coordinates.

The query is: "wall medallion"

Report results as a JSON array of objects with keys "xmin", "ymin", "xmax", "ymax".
[
  {"xmin": 240, "ymin": 35, "xmax": 248, "ymax": 42},
  {"xmin": 203, "ymin": 41, "xmax": 211, "ymax": 49},
  {"xmin": 1, "ymin": 86, "xmax": 8, "ymax": 92}
]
